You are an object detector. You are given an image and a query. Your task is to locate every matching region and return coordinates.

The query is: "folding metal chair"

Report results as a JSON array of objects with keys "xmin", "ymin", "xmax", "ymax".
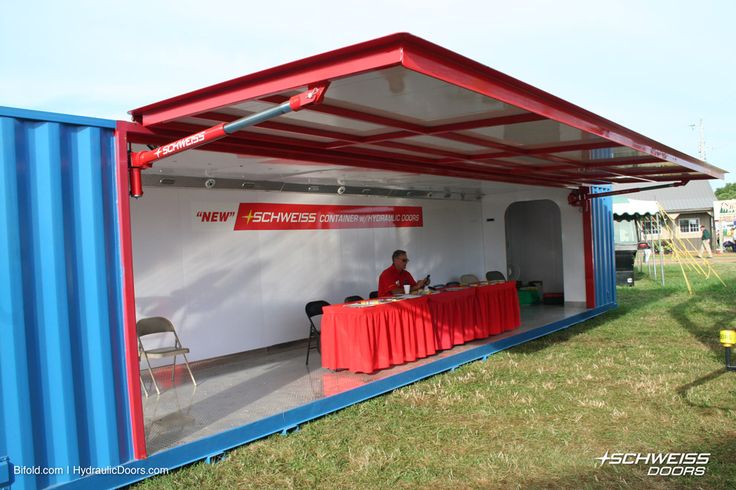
[
  {"xmin": 305, "ymin": 300, "xmax": 330, "ymax": 365},
  {"xmin": 486, "ymin": 270, "xmax": 506, "ymax": 281},
  {"xmin": 344, "ymin": 295, "xmax": 364, "ymax": 303},
  {"xmin": 460, "ymin": 274, "xmax": 480, "ymax": 284},
  {"xmin": 137, "ymin": 317, "xmax": 197, "ymax": 395}
]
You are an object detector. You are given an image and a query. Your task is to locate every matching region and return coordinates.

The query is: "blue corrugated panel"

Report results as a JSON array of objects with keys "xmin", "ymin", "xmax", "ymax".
[
  {"xmin": 0, "ymin": 108, "xmax": 131, "ymax": 489},
  {"xmin": 590, "ymin": 185, "xmax": 616, "ymax": 307}
]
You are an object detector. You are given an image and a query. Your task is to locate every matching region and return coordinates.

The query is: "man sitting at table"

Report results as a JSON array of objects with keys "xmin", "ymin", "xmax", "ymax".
[{"xmin": 378, "ymin": 249, "xmax": 429, "ymax": 297}]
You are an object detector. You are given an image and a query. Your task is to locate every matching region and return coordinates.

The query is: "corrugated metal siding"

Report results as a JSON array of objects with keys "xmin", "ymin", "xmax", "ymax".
[
  {"xmin": 0, "ymin": 108, "xmax": 131, "ymax": 489},
  {"xmin": 613, "ymin": 181, "xmax": 715, "ymax": 212},
  {"xmin": 591, "ymin": 185, "xmax": 616, "ymax": 307}
]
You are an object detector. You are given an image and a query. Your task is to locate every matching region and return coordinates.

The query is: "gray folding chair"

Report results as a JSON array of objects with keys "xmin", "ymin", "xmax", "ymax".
[
  {"xmin": 137, "ymin": 317, "xmax": 197, "ymax": 395},
  {"xmin": 460, "ymin": 274, "xmax": 480, "ymax": 285},
  {"xmin": 140, "ymin": 372, "xmax": 149, "ymax": 398}
]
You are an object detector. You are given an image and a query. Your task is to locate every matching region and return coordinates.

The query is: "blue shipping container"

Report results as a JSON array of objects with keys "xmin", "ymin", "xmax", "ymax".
[{"xmin": 0, "ymin": 107, "xmax": 131, "ymax": 490}]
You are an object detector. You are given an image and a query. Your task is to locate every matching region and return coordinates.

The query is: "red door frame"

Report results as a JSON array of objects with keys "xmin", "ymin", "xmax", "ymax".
[
  {"xmin": 114, "ymin": 122, "xmax": 150, "ymax": 459},
  {"xmin": 581, "ymin": 187, "xmax": 596, "ymax": 308}
]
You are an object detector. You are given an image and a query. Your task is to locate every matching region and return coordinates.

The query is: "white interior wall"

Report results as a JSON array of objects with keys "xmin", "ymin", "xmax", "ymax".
[
  {"xmin": 131, "ymin": 187, "xmax": 485, "ymax": 362},
  {"xmin": 481, "ymin": 185, "xmax": 585, "ymax": 302}
]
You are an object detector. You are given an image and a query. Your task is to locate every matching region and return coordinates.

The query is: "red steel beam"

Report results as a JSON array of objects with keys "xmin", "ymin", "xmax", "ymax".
[
  {"xmin": 554, "ymin": 167, "xmax": 695, "ymax": 180},
  {"xmin": 152, "ymin": 121, "xmax": 450, "ymax": 166},
  {"xmin": 581, "ymin": 187, "xmax": 596, "ymax": 308},
  {"xmin": 131, "ymin": 39, "xmax": 406, "ymax": 127},
  {"xmin": 531, "ymin": 157, "xmax": 663, "ymax": 173},
  {"xmin": 132, "ymin": 85, "xmax": 329, "ymax": 168},
  {"xmin": 574, "ymin": 174, "xmax": 712, "ymax": 184},
  {"xmin": 206, "ymin": 105, "xmax": 619, "ymax": 173},
  {"xmin": 259, "ymin": 95, "xmax": 601, "ymax": 169},
  {"xmin": 129, "ymin": 33, "xmax": 721, "ymax": 180},
  {"xmin": 490, "ymin": 140, "xmax": 619, "ymax": 158},
  {"xmin": 129, "ymin": 85, "xmax": 329, "ymax": 197},
  {"xmin": 114, "ymin": 122, "xmax": 148, "ymax": 459},
  {"xmin": 173, "ymin": 124, "xmax": 585, "ymax": 187},
  {"xmin": 399, "ymin": 40, "xmax": 723, "ymax": 179},
  {"xmin": 155, "ymin": 119, "xmax": 568, "ymax": 175},
  {"xmin": 195, "ymin": 110, "xmax": 359, "ymax": 144},
  {"xmin": 127, "ymin": 127, "xmax": 571, "ymax": 188}
]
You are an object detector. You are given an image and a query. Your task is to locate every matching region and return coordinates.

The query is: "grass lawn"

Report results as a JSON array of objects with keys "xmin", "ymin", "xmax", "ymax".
[{"xmin": 136, "ymin": 262, "xmax": 736, "ymax": 489}]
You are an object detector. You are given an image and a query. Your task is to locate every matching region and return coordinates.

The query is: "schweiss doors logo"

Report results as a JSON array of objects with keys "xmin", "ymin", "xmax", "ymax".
[
  {"xmin": 193, "ymin": 203, "xmax": 424, "ymax": 231},
  {"xmin": 233, "ymin": 203, "xmax": 423, "ymax": 230},
  {"xmin": 596, "ymin": 451, "xmax": 710, "ymax": 476}
]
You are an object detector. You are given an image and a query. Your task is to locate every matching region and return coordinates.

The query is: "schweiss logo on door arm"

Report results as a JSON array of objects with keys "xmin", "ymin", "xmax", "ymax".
[{"xmin": 154, "ymin": 131, "xmax": 206, "ymax": 158}]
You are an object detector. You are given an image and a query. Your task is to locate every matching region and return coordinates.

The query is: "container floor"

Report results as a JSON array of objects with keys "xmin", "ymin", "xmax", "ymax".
[{"xmin": 141, "ymin": 302, "xmax": 588, "ymax": 454}]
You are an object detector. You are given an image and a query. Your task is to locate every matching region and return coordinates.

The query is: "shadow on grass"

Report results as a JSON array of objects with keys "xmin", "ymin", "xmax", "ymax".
[
  {"xmin": 676, "ymin": 367, "xmax": 736, "ymax": 412},
  {"xmin": 677, "ymin": 366, "xmax": 736, "ymax": 416},
  {"xmin": 668, "ymin": 280, "xmax": 735, "ymax": 357},
  {"xmin": 512, "ymin": 286, "xmax": 678, "ymax": 356}
]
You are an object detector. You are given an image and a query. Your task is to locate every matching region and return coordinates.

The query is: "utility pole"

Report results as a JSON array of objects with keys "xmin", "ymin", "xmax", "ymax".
[
  {"xmin": 689, "ymin": 119, "xmax": 718, "ymax": 253},
  {"xmin": 689, "ymin": 118, "xmax": 706, "ymax": 161}
]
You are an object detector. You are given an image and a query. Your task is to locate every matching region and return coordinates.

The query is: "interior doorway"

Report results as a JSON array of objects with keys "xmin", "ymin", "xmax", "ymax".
[{"xmin": 505, "ymin": 200, "xmax": 564, "ymax": 296}]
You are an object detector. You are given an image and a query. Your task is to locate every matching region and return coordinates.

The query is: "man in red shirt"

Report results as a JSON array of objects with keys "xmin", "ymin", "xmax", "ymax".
[{"xmin": 378, "ymin": 249, "xmax": 429, "ymax": 297}]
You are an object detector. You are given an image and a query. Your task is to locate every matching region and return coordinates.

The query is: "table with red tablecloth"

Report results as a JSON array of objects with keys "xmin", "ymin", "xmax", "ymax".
[
  {"xmin": 428, "ymin": 287, "xmax": 479, "ymax": 350},
  {"xmin": 476, "ymin": 281, "xmax": 521, "ymax": 335},
  {"xmin": 320, "ymin": 296, "xmax": 436, "ymax": 374},
  {"xmin": 320, "ymin": 282, "xmax": 520, "ymax": 373}
]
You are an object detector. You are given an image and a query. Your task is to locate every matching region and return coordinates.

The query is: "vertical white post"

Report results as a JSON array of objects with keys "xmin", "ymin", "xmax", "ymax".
[{"xmin": 658, "ymin": 214, "xmax": 665, "ymax": 286}]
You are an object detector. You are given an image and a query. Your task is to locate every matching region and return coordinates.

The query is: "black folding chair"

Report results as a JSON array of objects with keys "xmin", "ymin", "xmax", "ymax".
[
  {"xmin": 305, "ymin": 300, "xmax": 330, "ymax": 365},
  {"xmin": 486, "ymin": 270, "xmax": 506, "ymax": 281},
  {"xmin": 369, "ymin": 290, "xmax": 379, "ymax": 299},
  {"xmin": 446, "ymin": 281, "xmax": 461, "ymax": 287},
  {"xmin": 344, "ymin": 295, "xmax": 363, "ymax": 303}
]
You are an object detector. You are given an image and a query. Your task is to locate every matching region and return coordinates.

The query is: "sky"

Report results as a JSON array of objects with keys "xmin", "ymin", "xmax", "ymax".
[{"xmin": 1, "ymin": 0, "xmax": 734, "ymax": 185}]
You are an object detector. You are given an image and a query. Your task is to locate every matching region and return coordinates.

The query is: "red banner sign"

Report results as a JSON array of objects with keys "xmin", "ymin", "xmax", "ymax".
[{"xmin": 232, "ymin": 203, "xmax": 423, "ymax": 230}]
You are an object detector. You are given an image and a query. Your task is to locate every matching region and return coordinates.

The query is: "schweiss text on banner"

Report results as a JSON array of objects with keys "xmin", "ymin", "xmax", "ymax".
[{"xmin": 231, "ymin": 203, "xmax": 423, "ymax": 230}]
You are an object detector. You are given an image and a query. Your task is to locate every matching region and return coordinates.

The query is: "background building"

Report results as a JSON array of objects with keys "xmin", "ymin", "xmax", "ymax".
[{"xmin": 613, "ymin": 181, "xmax": 715, "ymax": 250}]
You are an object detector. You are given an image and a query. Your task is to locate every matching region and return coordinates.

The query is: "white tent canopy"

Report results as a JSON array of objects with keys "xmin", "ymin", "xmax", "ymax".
[{"xmin": 613, "ymin": 197, "xmax": 661, "ymax": 222}]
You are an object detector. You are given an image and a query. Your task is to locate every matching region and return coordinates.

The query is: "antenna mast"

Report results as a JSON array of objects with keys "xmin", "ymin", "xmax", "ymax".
[{"xmin": 697, "ymin": 118, "xmax": 706, "ymax": 161}]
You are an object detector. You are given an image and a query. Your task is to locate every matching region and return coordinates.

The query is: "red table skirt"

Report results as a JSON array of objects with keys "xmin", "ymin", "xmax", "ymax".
[
  {"xmin": 321, "ymin": 282, "xmax": 520, "ymax": 373},
  {"xmin": 429, "ymin": 287, "xmax": 479, "ymax": 350},
  {"xmin": 476, "ymin": 281, "xmax": 521, "ymax": 335},
  {"xmin": 320, "ymin": 296, "xmax": 436, "ymax": 374}
]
